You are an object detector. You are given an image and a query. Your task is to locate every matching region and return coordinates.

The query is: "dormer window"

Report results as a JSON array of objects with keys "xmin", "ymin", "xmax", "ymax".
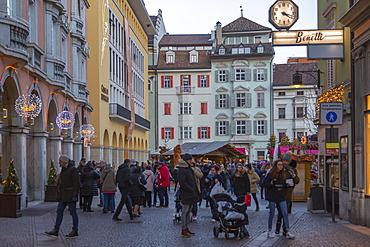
[
  {"xmin": 257, "ymin": 45, "xmax": 264, "ymax": 53},
  {"xmin": 219, "ymin": 48, "xmax": 225, "ymax": 55},
  {"xmin": 166, "ymin": 50, "xmax": 175, "ymax": 64},
  {"xmin": 245, "ymin": 47, "xmax": 251, "ymax": 53},
  {"xmin": 255, "ymin": 36, "xmax": 261, "ymax": 43},
  {"xmin": 189, "ymin": 50, "xmax": 198, "ymax": 63},
  {"xmin": 232, "ymin": 48, "xmax": 238, "ymax": 54},
  {"xmin": 238, "ymin": 47, "xmax": 244, "ymax": 54}
]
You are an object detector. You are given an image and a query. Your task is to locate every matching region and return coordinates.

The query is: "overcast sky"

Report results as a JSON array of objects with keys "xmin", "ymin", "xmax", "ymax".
[{"xmin": 144, "ymin": 0, "xmax": 318, "ymax": 64}]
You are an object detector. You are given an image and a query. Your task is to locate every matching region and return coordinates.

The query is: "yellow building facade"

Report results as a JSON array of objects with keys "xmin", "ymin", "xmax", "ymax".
[{"xmin": 87, "ymin": 0, "xmax": 155, "ymax": 168}]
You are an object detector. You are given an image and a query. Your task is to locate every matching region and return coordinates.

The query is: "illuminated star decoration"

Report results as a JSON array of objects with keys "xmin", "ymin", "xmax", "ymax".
[{"xmin": 15, "ymin": 94, "xmax": 42, "ymax": 118}]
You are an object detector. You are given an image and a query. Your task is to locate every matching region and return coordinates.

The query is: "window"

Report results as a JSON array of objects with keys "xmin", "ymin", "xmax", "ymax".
[
  {"xmin": 190, "ymin": 54, "xmax": 198, "ymax": 63},
  {"xmin": 235, "ymin": 69, "xmax": 246, "ymax": 81},
  {"xmin": 219, "ymin": 48, "xmax": 225, "ymax": 55},
  {"xmin": 179, "ymin": 127, "xmax": 192, "ymax": 139},
  {"xmin": 257, "ymin": 93, "xmax": 265, "ymax": 107},
  {"xmin": 218, "ymin": 70, "xmax": 227, "ymax": 82},
  {"xmin": 236, "ymin": 120, "xmax": 246, "ymax": 135},
  {"xmin": 164, "ymin": 103, "xmax": 171, "ymax": 115},
  {"xmin": 216, "ymin": 121, "xmax": 228, "ymax": 135},
  {"xmin": 256, "ymin": 69, "xmax": 265, "ymax": 81},
  {"xmin": 161, "ymin": 127, "xmax": 174, "ymax": 139},
  {"xmin": 181, "ymin": 75, "xmax": 191, "ymax": 92},
  {"xmin": 161, "ymin": 76, "xmax": 173, "ymax": 88},
  {"xmin": 232, "ymin": 48, "xmax": 238, "ymax": 54},
  {"xmin": 296, "ymin": 107, "xmax": 305, "ymax": 118},
  {"xmin": 238, "ymin": 47, "xmax": 244, "ymax": 54},
  {"xmin": 198, "ymin": 127, "xmax": 210, "ymax": 139},
  {"xmin": 278, "ymin": 92, "xmax": 285, "ymax": 96},
  {"xmin": 257, "ymin": 151, "xmax": 265, "ymax": 159},
  {"xmin": 297, "ymin": 91, "xmax": 304, "ymax": 95},
  {"xmin": 217, "ymin": 94, "xmax": 228, "ymax": 108},
  {"xmin": 278, "ymin": 108, "xmax": 285, "ymax": 119},
  {"xmin": 198, "ymin": 75, "xmax": 209, "ymax": 87},
  {"xmin": 245, "ymin": 47, "xmax": 251, "ymax": 53},
  {"xmin": 167, "ymin": 54, "xmax": 174, "ymax": 63},
  {"xmin": 236, "ymin": 93, "xmax": 246, "ymax": 107},
  {"xmin": 201, "ymin": 102, "xmax": 208, "ymax": 114},
  {"xmin": 257, "ymin": 46, "xmax": 264, "ymax": 53},
  {"xmin": 279, "ymin": 132, "xmax": 285, "ymax": 142},
  {"xmin": 255, "ymin": 36, "xmax": 261, "ymax": 43},
  {"xmin": 180, "ymin": 102, "xmax": 192, "ymax": 114},
  {"xmin": 255, "ymin": 120, "xmax": 266, "ymax": 135}
]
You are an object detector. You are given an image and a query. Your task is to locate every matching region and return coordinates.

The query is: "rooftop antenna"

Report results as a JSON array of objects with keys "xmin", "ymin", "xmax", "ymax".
[{"xmin": 240, "ymin": 6, "xmax": 243, "ymax": 17}]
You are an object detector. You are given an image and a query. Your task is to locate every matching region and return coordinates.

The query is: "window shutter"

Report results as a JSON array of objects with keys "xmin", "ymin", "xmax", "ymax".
[
  {"xmin": 170, "ymin": 76, "xmax": 173, "ymax": 88},
  {"xmin": 263, "ymin": 69, "xmax": 267, "ymax": 81},
  {"xmin": 198, "ymin": 75, "xmax": 201, "ymax": 87},
  {"xmin": 225, "ymin": 70, "xmax": 229, "ymax": 82},
  {"xmin": 180, "ymin": 75, "xmax": 183, "ymax": 86},
  {"xmin": 207, "ymin": 127, "xmax": 210, "ymax": 139},
  {"xmin": 215, "ymin": 94, "xmax": 220, "ymax": 109},
  {"xmin": 253, "ymin": 120, "xmax": 257, "ymax": 135},
  {"xmin": 263, "ymin": 120, "xmax": 267, "ymax": 135},
  {"xmin": 246, "ymin": 120, "xmax": 252, "ymax": 135},
  {"xmin": 188, "ymin": 75, "xmax": 191, "ymax": 86},
  {"xmin": 206, "ymin": 75, "xmax": 210, "ymax": 87},
  {"xmin": 215, "ymin": 122, "xmax": 219, "ymax": 136},
  {"xmin": 198, "ymin": 127, "xmax": 201, "ymax": 139},
  {"xmin": 215, "ymin": 71, "xmax": 219, "ymax": 82},
  {"xmin": 261, "ymin": 93, "xmax": 265, "ymax": 107},
  {"xmin": 161, "ymin": 76, "xmax": 164, "ymax": 88},
  {"xmin": 170, "ymin": 127, "xmax": 174, "ymax": 139},
  {"xmin": 225, "ymin": 94, "xmax": 229, "ymax": 108},
  {"xmin": 230, "ymin": 93, "xmax": 235, "ymax": 108},
  {"xmin": 226, "ymin": 121, "xmax": 229, "ymax": 135},
  {"xmin": 246, "ymin": 69, "xmax": 251, "ymax": 81},
  {"xmin": 293, "ymin": 107, "xmax": 295, "ymax": 118},
  {"xmin": 201, "ymin": 102, "xmax": 207, "ymax": 114},
  {"xmin": 246, "ymin": 93, "xmax": 252, "ymax": 108},
  {"xmin": 253, "ymin": 69, "xmax": 257, "ymax": 81},
  {"xmin": 231, "ymin": 120, "xmax": 236, "ymax": 135},
  {"xmin": 231, "ymin": 69, "xmax": 235, "ymax": 81},
  {"xmin": 161, "ymin": 128, "xmax": 165, "ymax": 139}
]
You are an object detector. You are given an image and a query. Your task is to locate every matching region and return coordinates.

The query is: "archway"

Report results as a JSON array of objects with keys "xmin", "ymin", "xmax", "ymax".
[
  {"xmin": 103, "ymin": 129, "xmax": 110, "ymax": 162},
  {"xmin": 112, "ymin": 132, "xmax": 117, "ymax": 169}
]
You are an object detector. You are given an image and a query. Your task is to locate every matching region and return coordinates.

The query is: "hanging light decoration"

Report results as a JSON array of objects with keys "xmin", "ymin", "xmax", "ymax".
[
  {"xmin": 15, "ymin": 94, "xmax": 42, "ymax": 118},
  {"xmin": 80, "ymin": 124, "xmax": 95, "ymax": 138},
  {"xmin": 55, "ymin": 110, "xmax": 75, "ymax": 129}
]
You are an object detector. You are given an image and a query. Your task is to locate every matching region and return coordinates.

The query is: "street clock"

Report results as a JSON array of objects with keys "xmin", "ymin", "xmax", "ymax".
[{"xmin": 269, "ymin": 0, "xmax": 299, "ymax": 30}]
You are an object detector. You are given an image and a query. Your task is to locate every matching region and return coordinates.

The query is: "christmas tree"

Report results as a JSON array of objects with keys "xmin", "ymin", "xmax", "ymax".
[
  {"xmin": 266, "ymin": 134, "xmax": 276, "ymax": 149},
  {"xmin": 47, "ymin": 160, "xmax": 57, "ymax": 186},
  {"xmin": 2, "ymin": 159, "xmax": 22, "ymax": 193},
  {"xmin": 279, "ymin": 133, "xmax": 291, "ymax": 146}
]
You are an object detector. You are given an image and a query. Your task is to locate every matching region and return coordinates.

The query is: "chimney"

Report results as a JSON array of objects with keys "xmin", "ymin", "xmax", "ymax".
[{"xmin": 216, "ymin": 21, "xmax": 222, "ymax": 45}]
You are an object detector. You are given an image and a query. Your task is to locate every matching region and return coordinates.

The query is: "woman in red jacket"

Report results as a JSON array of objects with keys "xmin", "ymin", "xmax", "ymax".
[{"xmin": 157, "ymin": 163, "xmax": 170, "ymax": 208}]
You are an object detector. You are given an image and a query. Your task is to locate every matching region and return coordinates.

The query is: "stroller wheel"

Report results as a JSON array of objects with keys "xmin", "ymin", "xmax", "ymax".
[
  {"xmin": 213, "ymin": 226, "xmax": 219, "ymax": 238},
  {"xmin": 225, "ymin": 232, "xmax": 230, "ymax": 240}
]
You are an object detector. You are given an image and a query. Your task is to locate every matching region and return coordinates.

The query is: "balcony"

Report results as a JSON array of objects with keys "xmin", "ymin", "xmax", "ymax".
[
  {"xmin": 176, "ymin": 86, "xmax": 195, "ymax": 95},
  {"xmin": 109, "ymin": 103, "xmax": 150, "ymax": 131},
  {"xmin": 46, "ymin": 57, "xmax": 66, "ymax": 86}
]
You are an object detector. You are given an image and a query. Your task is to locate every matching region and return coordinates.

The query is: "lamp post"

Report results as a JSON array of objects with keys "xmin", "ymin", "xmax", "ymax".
[{"xmin": 290, "ymin": 69, "xmax": 322, "ymax": 89}]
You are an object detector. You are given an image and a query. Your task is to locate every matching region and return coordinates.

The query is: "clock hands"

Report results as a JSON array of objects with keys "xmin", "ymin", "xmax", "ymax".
[{"xmin": 282, "ymin": 11, "xmax": 294, "ymax": 19}]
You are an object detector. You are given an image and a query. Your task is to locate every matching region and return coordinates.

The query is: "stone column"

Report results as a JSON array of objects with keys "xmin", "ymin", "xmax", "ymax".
[
  {"xmin": 84, "ymin": 143, "xmax": 91, "ymax": 161},
  {"xmin": 73, "ymin": 139, "xmax": 83, "ymax": 162},
  {"xmin": 62, "ymin": 137, "xmax": 74, "ymax": 159},
  {"xmin": 48, "ymin": 135, "xmax": 62, "ymax": 173},
  {"xmin": 112, "ymin": 147, "xmax": 118, "ymax": 169}
]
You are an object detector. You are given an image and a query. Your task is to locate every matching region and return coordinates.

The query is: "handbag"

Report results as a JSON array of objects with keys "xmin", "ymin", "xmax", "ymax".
[
  {"xmin": 244, "ymin": 194, "xmax": 252, "ymax": 207},
  {"xmin": 138, "ymin": 177, "xmax": 147, "ymax": 191}
]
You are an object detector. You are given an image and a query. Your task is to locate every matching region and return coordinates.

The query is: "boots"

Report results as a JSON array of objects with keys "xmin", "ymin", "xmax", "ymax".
[
  {"xmin": 181, "ymin": 229, "xmax": 190, "ymax": 238},
  {"xmin": 275, "ymin": 222, "xmax": 282, "ymax": 235},
  {"xmin": 186, "ymin": 228, "xmax": 195, "ymax": 235},
  {"xmin": 282, "ymin": 224, "xmax": 287, "ymax": 236}
]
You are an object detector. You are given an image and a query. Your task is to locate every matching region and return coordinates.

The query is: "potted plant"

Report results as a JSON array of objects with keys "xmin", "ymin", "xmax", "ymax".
[
  {"xmin": 278, "ymin": 133, "xmax": 291, "ymax": 155},
  {"xmin": 0, "ymin": 159, "xmax": 22, "ymax": 218},
  {"xmin": 44, "ymin": 160, "xmax": 59, "ymax": 202}
]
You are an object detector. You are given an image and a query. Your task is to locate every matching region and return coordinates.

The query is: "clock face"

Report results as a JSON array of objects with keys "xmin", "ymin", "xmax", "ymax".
[{"xmin": 269, "ymin": 0, "xmax": 299, "ymax": 30}]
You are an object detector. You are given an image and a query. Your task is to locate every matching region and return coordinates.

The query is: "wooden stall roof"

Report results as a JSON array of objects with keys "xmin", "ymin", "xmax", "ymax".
[{"xmin": 162, "ymin": 142, "xmax": 245, "ymax": 157}]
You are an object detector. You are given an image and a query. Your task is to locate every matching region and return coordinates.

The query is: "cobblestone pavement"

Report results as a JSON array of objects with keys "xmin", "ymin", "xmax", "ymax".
[{"xmin": 0, "ymin": 188, "xmax": 369, "ymax": 247}]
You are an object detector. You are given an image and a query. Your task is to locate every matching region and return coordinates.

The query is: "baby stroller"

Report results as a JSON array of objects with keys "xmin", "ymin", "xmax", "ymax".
[
  {"xmin": 173, "ymin": 190, "xmax": 193, "ymax": 224},
  {"xmin": 211, "ymin": 193, "xmax": 249, "ymax": 239}
]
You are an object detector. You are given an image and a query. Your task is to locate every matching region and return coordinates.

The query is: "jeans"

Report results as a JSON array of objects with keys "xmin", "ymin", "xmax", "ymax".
[
  {"xmin": 55, "ymin": 201, "xmax": 78, "ymax": 231},
  {"xmin": 144, "ymin": 191, "xmax": 152, "ymax": 207},
  {"xmin": 153, "ymin": 189, "xmax": 158, "ymax": 206},
  {"xmin": 192, "ymin": 203, "xmax": 198, "ymax": 216},
  {"xmin": 82, "ymin": 195, "xmax": 93, "ymax": 210},
  {"xmin": 103, "ymin": 193, "xmax": 115, "ymax": 211},
  {"xmin": 181, "ymin": 204, "xmax": 193, "ymax": 230},
  {"xmin": 268, "ymin": 201, "xmax": 289, "ymax": 230},
  {"xmin": 113, "ymin": 188, "xmax": 133, "ymax": 219},
  {"xmin": 158, "ymin": 187, "xmax": 169, "ymax": 206}
]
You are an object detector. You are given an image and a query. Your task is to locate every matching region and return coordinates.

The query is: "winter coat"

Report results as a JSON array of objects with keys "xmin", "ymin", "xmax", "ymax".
[
  {"xmin": 142, "ymin": 169, "xmax": 154, "ymax": 191},
  {"xmin": 81, "ymin": 169, "xmax": 100, "ymax": 196},
  {"xmin": 100, "ymin": 167, "xmax": 116, "ymax": 192},
  {"xmin": 284, "ymin": 167, "xmax": 300, "ymax": 201},
  {"xmin": 177, "ymin": 159, "xmax": 200, "ymax": 205},
  {"xmin": 247, "ymin": 168, "xmax": 261, "ymax": 194},
  {"xmin": 263, "ymin": 170, "xmax": 287, "ymax": 203},
  {"xmin": 231, "ymin": 168, "xmax": 250, "ymax": 196},
  {"xmin": 116, "ymin": 163, "xmax": 132, "ymax": 189},
  {"xmin": 57, "ymin": 163, "xmax": 80, "ymax": 203},
  {"xmin": 193, "ymin": 166, "xmax": 203, "ymax": 192},
  {"xmin": 205, "ymin": 173, "xmax": 225, "ymax": 192},
  {"xmin": 158, "ymin": 165, "xmax": 170, "ymax": 187},
  {"xmin": 129, "ymin": 173, "xmax": 147, "ymax": 197}
]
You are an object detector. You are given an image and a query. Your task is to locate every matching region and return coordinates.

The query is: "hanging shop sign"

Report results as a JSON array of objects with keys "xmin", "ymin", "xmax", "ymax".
[{"xmin": 272, "ymin": 29, "xmax": 343, "ymax": 46}]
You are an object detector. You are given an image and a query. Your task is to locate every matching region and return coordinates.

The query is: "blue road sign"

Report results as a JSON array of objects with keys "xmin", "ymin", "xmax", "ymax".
[
  {"xmin": 320, "ymin": 102, "xmax": 343, "ymax": 125},
  {"xmin": 326, "ymin": 112, "xmax": 337, "ymax": 123}
]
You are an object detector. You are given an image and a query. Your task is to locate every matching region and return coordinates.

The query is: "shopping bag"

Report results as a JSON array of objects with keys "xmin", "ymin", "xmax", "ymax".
[
  {"xmin": 210, "ymin": 182, "xmax": 225, "ymax": 197},
  {"xmin": 244, "ymin": 194, "xmax": 252, "ymax": 207}
]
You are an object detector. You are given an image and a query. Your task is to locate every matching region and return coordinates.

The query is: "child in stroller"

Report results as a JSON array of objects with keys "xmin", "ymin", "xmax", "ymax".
[
  {"xmin": 211, "ymin": 193, "xmax": 249, "ymax": 239},
  {"xmin": 173, "ymin": 189, "xmax": 193, "ymax": 224}
]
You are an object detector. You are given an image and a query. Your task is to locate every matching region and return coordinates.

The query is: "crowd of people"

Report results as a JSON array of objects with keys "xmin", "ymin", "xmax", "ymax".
[{"xmin": 44, "ymin": 152, "xmax": 300, "ymax": 240}]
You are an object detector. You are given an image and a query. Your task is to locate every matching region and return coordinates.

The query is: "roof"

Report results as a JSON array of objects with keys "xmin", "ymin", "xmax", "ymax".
[
  {"xmin": 273, "ymin": 62, "xmax": 318, "ymax": 86},
  {"xmin": 222, "ymin": 17, "xmax": 271, "ymax": 32},
  {"xmin": 157, "ymin": 50, "xmax": 211, "ymax": 69},
  {"xmin": 162, "ymin": 142, "xmax": 245, "ymax": 156},
  {"xmin": 159, "ymin": 34, "xmax": 212, "ymax": 46},
  {"xmin": 148, "ymin": 16, "xmax": 158, "ymax": 45}
]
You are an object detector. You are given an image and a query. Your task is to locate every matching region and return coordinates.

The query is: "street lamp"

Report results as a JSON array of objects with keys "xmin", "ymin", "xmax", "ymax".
[{"xmin": 290, "ymin": 69, "xmax": 322, "ymax": 89}]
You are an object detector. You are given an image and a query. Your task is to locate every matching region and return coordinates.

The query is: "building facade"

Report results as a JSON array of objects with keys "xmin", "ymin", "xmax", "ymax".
[
  {"xmin": 211, "ymin": 18, "xmax": 274, "ymax": 161},
  {"xmin": 87, "ymin": 0, "xmax": 155, "ymax": 168},
  {"xmin": 0, "ymin": 0, "xmax": 91, "ymax": 205}
]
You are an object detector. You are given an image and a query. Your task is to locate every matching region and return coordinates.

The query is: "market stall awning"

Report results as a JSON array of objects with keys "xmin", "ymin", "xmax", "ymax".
[{"xmin": 162, "ymin": 142, "xmax": 245, "ymax": 157}]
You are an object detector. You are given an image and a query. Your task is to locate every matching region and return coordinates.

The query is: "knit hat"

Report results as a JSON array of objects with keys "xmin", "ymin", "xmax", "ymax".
[
  {"xmin": 80, "ymin": 157, "xmax": 86, "ymax": 162},
  {"xmin": 183, "ymin": 153, "xmax": 193, "ymax": 161},
  {"xmin": 59, "ymin": 155, "xmax": 69, "ymax": 163},
  {"xmin": 282, "ymin": 153, "xmax": 292, "ymax": 162}
]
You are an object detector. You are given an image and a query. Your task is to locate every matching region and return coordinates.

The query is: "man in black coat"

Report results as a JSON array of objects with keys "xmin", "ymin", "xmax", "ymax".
[
  {"xmin": 177, "ymin": 153, "xmax": 200, "ymax": 238},
  {"xmin": 45, "ymin": 155, "xmax": 80, "ymax": 238},
  {"xmin": 112, "ymin": 159, "xmax": 134, "ymax": 221}
]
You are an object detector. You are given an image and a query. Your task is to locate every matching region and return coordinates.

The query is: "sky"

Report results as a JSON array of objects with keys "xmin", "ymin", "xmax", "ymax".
[{"xmin": 144, "ymin": 0, "xmax": 318, "ymax": 64}]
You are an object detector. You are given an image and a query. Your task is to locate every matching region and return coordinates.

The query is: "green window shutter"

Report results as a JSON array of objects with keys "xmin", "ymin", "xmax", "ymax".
[
  {"xmin": 253, "ymin": 120, "xmax": 257, "ymax": 135},
  {"xmin": 215, "ymin": 70, "xmax": 219, "ymax": 82},
  {"xmin": 253, "ymin": 69, "xmax": 257, "ymax": 81},
  {"xmin": 215, "ymin": 121, "xmax": 219, "ymax": 136},
  {"xmin": 226, "ymin": 121, "xmax": 229, "ymax": 135},
  {"xmin": 215, "ymin": 94, "xmax": 220, "ymax": 109},
  {"xmin": 225, "ymin": 70, "xmax": 229, "ymax": 82},
  {"xmin": 263, "ymin": 69, "xmax": 267, "ymax": 81},
  {"xmin": 231, "ymin": 120, "xmax": 236, "ymax": 135},
  {"xmin": 246, "ymin": 120, "xmax": 252, "ymax": 135},
  {"xmin": 246, "ymin": 93, "xmax": 251, "ymax": 108},
  {"xmin": 230, "ymin": 93, "xmax": 235, "ymax": 108},
  {"xmin": 225, "ymin": 94, "xmax": 229, "ymax": 109},
  {"xmin": 246, "ymin": 68, "xmax": 251, "ymax": 81},
  {"xmin": 263, "ymin": 120, "xmax": 267, "ymax": 135},
  {"xmin": 231, "ymin": 69, "xmax": 235, "ymax": 82}
]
